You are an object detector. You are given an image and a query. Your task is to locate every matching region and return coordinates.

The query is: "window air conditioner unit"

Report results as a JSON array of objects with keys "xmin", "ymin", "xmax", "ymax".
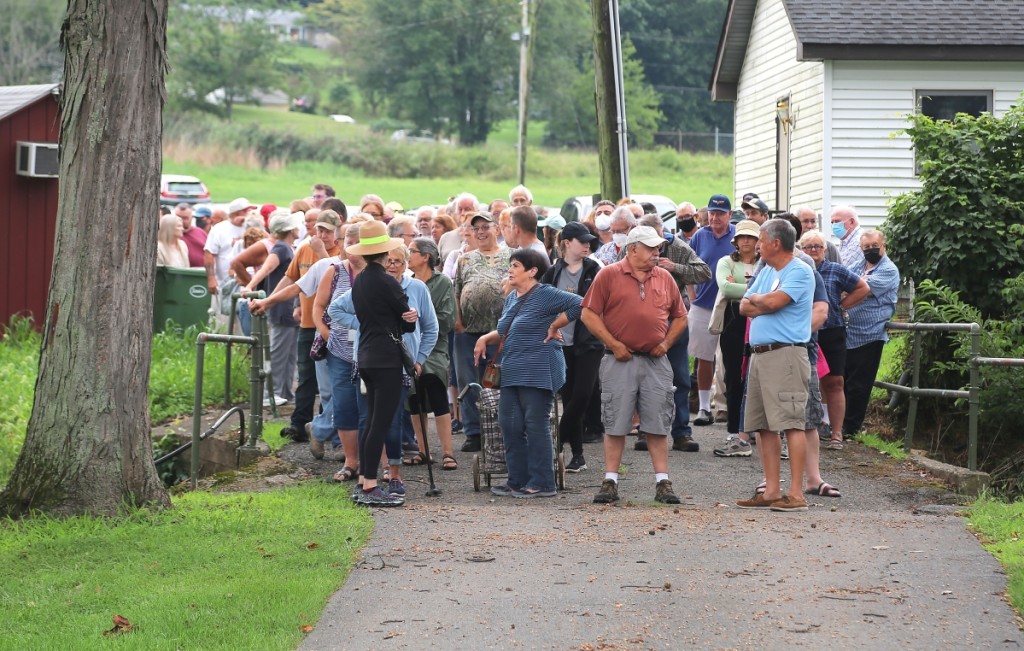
[{"xmin": 16, "ymin": 141, "xmax": 59, "ymax": 178}]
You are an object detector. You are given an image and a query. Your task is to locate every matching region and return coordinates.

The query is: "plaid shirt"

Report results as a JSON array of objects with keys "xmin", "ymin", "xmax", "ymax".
[
  {"xmin": 846, "ymin": 256, "xmax": 900, "ymax": 348},
  {"xmin": 816, "ymin": 260, "xmax": 862, "ymax": 329}
]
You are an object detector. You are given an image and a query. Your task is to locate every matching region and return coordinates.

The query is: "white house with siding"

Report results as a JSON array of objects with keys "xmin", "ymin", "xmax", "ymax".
[{"xmin": 710, "ymin": 0, "xmax": 1024, "ymax": 228}]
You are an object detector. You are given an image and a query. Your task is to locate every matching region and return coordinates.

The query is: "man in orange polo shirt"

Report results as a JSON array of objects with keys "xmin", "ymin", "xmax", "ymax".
[
  {"xmin": 581, "ymin": 225, "xmax": 689, "ymax": 505},
  {"xmin": 251, "ymin": 209, "xmax": 343, "ymax": 441}
]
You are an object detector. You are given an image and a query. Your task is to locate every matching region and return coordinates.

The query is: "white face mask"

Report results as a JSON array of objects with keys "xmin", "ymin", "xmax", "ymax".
[
  {"xmin": 612, "ymin": 233, "xmax": 628, "ymax": 247},
  {"xmin": 595, "ymin": 214, "xmax": 612, "ymax": 231}
]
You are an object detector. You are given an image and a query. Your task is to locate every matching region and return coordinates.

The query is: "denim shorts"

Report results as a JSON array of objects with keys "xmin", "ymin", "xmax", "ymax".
[{"xmin": 326, "ymin": 353, "xmax": 362, "ymax": 431}]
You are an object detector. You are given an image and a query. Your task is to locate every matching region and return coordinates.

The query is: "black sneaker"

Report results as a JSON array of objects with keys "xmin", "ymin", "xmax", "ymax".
[
  {"xmin": 356, "ymin": 486, "xmax": 405, "ymax": 507},
  {"xmin": 460, "ymin": 437, "xmax": 481, "ymax": 452},
  {"xmin": 634, "ymin": 434, "xmax": 648, "ymax": 451},
  {"xmin": 451, "ymin": 418, "xmax": 463, "ymax": 433},
  {"xmin": 581, "ymin": 432, "xmax": 603, "ymax": 444},
  {"xmin": 655, "ymin": 479, "xmax": 681, "ymax": 504},
  {"xmin": 593, "ymin": 479, "xmax": 620, "ymax": 504},
  {"xmin": 672, "ymin": 436, "xmax": 699, "ymax": 452},
  {"xmin": 565, "ymin": 455, "xmax": 587, "ymax": 473},
  {"xmin": 280, "ymin": 426, "xmax": 308, "ymax": 442}
]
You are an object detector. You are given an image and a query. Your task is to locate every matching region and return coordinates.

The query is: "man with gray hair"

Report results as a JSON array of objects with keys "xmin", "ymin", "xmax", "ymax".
[
  {"xmin": 509, "ymin": 184, "xmax": 533, "ymax": 207},
  {"xmin": 736, "ymin": 219, "xmax": 815, "ymax": 512},
  {"xmin": 594, "ymin": 205, "xmax": 639, "ymax": 266},
  {"xmin": 439, "ymin": 192, "xmax": 479, "ymax": 263},
  {"xmin": 414, "ymin": 205, "xmax": 435, "ymax": 237},
  {"xmin": 674, "ymin": 201, "xmax": 700, "ymax": 242},
  {"xmin": 830, "ymin": 205, "xmax": 865, "ymax": 270},
  {"xmin": 795, "ymin": 206, "xmax": 840, "ymax": 263}
]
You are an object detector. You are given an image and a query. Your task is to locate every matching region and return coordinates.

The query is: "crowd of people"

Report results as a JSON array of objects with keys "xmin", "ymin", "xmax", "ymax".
[{"xmin": 155, "ymin": 184, "xmax": 901, "ymax": 510}]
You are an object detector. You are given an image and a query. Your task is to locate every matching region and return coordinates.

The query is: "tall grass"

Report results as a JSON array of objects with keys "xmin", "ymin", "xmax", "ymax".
[
  {"xmin": 0, "ymin": 483, "xmax": 373, "ymax": 650},
  {"xmin": 0, "ymin": 318, "xmax": 250, "ymax": 487}
]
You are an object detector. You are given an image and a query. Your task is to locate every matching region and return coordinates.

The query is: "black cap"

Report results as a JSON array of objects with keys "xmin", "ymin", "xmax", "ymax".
[{"xmin": 560, "ymin": 221, "xmax": 596, "ymax": 243}]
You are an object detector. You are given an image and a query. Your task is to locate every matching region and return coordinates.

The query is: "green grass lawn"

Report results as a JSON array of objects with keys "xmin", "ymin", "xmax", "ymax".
[
  {"xmin": 0, "ymin": 484, "xmax": 373, "ymax": 650},
  {"xmin": 167, "ymin": 104, "xmax": 733, "ymax": 208},
  {"xmin": 967, "ymin": 495, "xmax": 1024, "ymax": 613}
]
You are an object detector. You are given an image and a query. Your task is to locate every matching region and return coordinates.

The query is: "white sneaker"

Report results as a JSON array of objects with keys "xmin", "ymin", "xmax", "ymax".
[{"xmin": 263, "ymin": 395, "xmax": 290, "ymax": 408}]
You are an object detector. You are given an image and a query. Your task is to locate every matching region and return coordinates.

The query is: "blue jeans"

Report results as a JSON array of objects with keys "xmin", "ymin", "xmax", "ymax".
[
  {"xmin": 453, "ymin": 332, "xmax": 497, "ymax": 440},
  {"xmin": 385, "ymin": 386, "xmax": 410, "ymax": 465},
  {"xmin": 498, "ymin": 386, "xmax": 555, "ymax": 492},
  {"xmin": 311, "ymin": 358, "xmax": 340, "ymax": 446},
  {"xmin": 667, "ymin": 325, "xmax": 693, "ymax": 439},
  {"xmin": 236, "ymin": 300, "xmax": 252, "ymax": 336},
  {"xmin": 326, "ymin": 353, "xmax": 366, "ymax": 434}
]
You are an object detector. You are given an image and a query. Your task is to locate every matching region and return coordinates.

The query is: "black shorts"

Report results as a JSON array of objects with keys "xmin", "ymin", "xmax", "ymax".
[
  {"xmin": 407, "ymin": 373, "xmax": 451, "ymax": 416},
  {"xmin": 817, "ymin": 327, "xmax": 847, "ymax": 377}
]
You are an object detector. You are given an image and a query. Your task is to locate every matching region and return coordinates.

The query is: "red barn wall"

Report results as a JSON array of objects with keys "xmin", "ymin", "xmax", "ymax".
[{"xmin": 0, "ymin": 95, "xmax": 60, "ymax": 329}]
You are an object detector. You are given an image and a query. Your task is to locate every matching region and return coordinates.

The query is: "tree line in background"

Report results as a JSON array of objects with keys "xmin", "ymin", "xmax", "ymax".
[{"xmin": 3, "ymin": 0, "xmax": 731, "ymax": 148}]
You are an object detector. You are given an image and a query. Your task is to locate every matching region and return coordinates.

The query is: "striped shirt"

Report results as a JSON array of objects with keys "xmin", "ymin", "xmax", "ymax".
[
  {"xmin": 846, "ymin": 256, "xmax": 900, "ymax": 349},
  {"xmin": 497, "ymin": 284, "xmax": 583, "ymax": 392}
]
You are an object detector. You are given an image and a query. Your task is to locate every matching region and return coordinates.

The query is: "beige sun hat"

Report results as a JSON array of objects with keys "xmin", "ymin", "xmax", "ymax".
[
  {"xmin": 345, "ymin": 219, "xmax": 403, "ymax": 255},
  {"xmin": 732, "ymin": 219, "xmax": 760, "ymax": 243}
]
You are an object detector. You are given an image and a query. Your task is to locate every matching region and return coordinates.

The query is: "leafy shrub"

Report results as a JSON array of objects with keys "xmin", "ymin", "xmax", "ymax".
[{"xmin": 886, "ymin": 101, "xmax": 1024, "ymax": 318}]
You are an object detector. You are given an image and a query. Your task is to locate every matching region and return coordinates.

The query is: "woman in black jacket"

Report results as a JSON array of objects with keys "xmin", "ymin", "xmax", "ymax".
[
  {"xmin": 539, "ymin": 222, "xmax": 604, "ymax": 473},
  {"xmin": 347, "ymin": 221, "xmax": 417, "ymax": 507}
]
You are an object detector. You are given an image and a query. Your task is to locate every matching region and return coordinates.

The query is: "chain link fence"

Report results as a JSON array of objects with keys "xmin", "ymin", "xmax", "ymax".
[{"xmin": 653, "ymin": 129, "xmax": 733, "ymax": 155}]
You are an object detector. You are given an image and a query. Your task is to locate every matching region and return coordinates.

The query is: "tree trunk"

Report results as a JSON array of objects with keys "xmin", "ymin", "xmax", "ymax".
[
  {"xmin": 590, "ymin": 0, "xmax": 623, "ymax": 202},
  {"xmin": 0, "ymin": 0, "xmax": 171, "ymax": 517}
]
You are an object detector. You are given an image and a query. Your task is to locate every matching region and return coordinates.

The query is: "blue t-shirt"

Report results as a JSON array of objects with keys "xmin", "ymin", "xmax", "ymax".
[
  {"xmin": 689, "ymin": 224, "xmax": 736, "ymax": 309},
  {"xmin": 745, "ymin": 257, "xmax": 814, "ymax": 345}
]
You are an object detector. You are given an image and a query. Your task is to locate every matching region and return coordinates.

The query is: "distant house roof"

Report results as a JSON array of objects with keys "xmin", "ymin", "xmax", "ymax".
[
  {"xmin": 711, "ymin": 0, "xmax": 1024, "ymax": 101},
  {"xmin": 0, "ymin": 84, "xmax": 60, "ymax": 122}
]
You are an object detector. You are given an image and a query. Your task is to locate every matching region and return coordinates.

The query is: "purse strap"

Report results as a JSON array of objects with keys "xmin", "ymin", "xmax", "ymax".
[{"xmin": 493, "ymin": 284, "xmax": 536, "ymax": 359}]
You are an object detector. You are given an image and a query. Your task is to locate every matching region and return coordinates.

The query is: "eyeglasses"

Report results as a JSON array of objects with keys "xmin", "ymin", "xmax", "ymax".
[
  {"xmin": 385, "ymin": 258, "xmax": 405, "ymax": 266},
  {"xmin": 471, "ymin": 224, "xmax": 493, "ymax": 232},
  {"xmin": 408, "ymin": 249, "xmax": 421, "ymax": 255},
  {"xmin": 801, "ymin": 244, "xmax": 824, "ymax": 251},
  {"xmin": 400, "ymin": 232, "xmax": 417, "ymax": 238}
]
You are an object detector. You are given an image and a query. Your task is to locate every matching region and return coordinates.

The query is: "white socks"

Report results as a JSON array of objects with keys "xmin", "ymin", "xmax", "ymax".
[{"xmin": 698, "ymin": 390, "xmax": 712, "ymax": 412}]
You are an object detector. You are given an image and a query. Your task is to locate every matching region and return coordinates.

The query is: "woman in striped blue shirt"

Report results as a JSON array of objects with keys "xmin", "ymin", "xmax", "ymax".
[{"xmin": 473, "ymin": 248, "xmax": 583, "ymax": 498}]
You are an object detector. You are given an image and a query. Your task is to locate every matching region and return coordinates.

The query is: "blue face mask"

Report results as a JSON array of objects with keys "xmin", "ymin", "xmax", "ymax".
[{"xmin": 831, "ymin": 222, "xmax": 847, "ymax": 239}]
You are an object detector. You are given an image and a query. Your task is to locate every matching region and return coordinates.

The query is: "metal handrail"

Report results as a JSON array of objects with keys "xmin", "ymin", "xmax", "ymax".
[
  {"xmin": 880, "ymin": 320, "xmax": 1023, "ymax": 471},
  {"xmin": 154, "ymin": 406, "xmax": 246, "ymax": 466}
]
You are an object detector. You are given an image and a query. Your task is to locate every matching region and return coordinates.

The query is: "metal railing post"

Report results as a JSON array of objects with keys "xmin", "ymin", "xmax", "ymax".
[
  {"xmin": 225, "ymin": 295, "xmax": 237, "ymax": 408},
  {"xmin": 968, "ymin": 324, "xmax": 981, "ymax": 471},
  {"xmin": 249, "ymin": 317, "xmax": 266, "ymax": 445},
  {"xmin": 904, "ymin": 330, "xmax": 922, "ymax": 453},
  {"xmin": 192, "ymin": 337, "xmax": 206, "ymax": 490}
]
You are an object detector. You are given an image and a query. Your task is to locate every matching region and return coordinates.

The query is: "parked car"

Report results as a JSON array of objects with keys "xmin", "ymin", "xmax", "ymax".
[
  {"xmin": 329, "ymin": 114, "xmax": 356, "ymax": 124},
  {"xmin": 160, "ymin": 174, "xmax": 210, "ymax": 206},
  {"xmin": 559, "ymin": 194, "xmax": 678, "ymax": 230},
  {"xmin": 390, "ymin": 129, "xmax": 450, "ymax": 145}
]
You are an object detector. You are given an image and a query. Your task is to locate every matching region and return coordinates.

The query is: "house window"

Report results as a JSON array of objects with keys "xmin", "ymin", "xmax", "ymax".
[{"xmin": 916, "ymin": 90, "xmax": 992, "ymax": 121}]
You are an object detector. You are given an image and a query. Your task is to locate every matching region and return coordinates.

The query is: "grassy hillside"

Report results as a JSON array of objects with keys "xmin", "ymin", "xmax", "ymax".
[{"xmin": 164, "ymin": 105, "xmax": 733, "ymax": 210}]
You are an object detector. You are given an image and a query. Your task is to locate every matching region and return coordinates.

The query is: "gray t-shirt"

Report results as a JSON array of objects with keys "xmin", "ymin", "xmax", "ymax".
[{"xmin": 554, "ymin": 265, "xmax": 584, "ymax": 346}]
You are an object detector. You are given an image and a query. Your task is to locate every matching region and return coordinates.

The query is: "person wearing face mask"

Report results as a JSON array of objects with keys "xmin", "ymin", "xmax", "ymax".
[
  {"xmin": 829, "ymin": 205, "xmax": 865, "ymax": 271},
  {"xmin": 594, "ymin": 205, "xmax": 640, "ymax": 266},
  {"xmin": 842, "ymin": 230, "xmax": 900, "ymax": 439},
  {"xmin": 588, "ymin": 200, "xmax": 616, "ymax": 246},
  {"xmin": 675, "ymin": 202, "xmax": 700, "ymax": 243}
]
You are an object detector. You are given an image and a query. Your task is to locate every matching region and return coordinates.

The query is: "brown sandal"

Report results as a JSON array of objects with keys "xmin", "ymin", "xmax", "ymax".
[
  {"xmin": 333, "ymin": 466, "xmax": 357, "ymax": 482},
  {"xmin": 441, "ymin": 454, "xmax": 458, "ymax": 471},
  {"xmin": 403, "ymin": 451, "xmax": 432, "ymax": 465}
]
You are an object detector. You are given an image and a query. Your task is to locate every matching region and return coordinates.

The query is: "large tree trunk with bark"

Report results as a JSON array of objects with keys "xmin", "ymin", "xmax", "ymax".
[
  {"xmin": 591, "ymin": 0, "xmax": 624, "ymax": 202},
  {"xmin": 0, "ymin": 0, "xmax": 171, "ymax": 517}
]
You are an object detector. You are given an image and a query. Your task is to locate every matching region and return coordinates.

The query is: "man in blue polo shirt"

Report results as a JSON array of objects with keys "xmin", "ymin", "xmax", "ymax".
[
  {"xmin": 735, "ymin": 219, "xmax": 814, "ymax": 512},
  {"xmin": 687, "ymin": 194, "xmax": 737, "ymax": 426}
]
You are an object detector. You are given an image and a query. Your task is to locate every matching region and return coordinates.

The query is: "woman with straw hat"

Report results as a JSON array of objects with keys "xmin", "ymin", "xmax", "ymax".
[{"xmin": 339, "ymin": 220, "xmax": 418, "ymax": 507}]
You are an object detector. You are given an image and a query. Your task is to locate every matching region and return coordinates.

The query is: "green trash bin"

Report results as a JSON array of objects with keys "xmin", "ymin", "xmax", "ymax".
[{"xmin": 153, "ymin": 266, "xmax": 211, "ymax": 332}]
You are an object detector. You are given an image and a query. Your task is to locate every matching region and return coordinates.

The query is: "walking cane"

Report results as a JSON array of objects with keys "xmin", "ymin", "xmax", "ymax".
[{"xmin": 415, "ymin": 373, "xmax": 442, "ymax": 497}]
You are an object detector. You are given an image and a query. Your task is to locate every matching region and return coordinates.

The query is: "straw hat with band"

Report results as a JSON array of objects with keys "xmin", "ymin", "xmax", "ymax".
[
  {"xmin": 732, "ymin": 219, "xmax": 760, "ymax": 243},
  {"xmin": 345, "ymin": 220, "xmax": 403, "ymax": 255}
]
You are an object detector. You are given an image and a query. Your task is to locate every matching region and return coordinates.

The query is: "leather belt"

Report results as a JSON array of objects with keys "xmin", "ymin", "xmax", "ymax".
[
  {"xmin": 604, "ymin": 349, "xmax": 651, "ymax": 357},
  {"xmin": 749, "ymin": 342, "xmax": 801, "ymax": 354}
]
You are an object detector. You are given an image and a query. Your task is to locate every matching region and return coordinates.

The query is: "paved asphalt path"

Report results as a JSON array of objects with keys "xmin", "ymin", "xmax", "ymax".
[{"xmin": 289, "ymin": 418, "xmax": 1023, "ymax": 650}]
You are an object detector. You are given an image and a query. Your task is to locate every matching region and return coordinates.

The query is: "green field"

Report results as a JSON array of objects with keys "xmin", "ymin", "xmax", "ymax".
[{"xmin": 165, "ymin": 107, "xmax": 733, "ymax": 210}]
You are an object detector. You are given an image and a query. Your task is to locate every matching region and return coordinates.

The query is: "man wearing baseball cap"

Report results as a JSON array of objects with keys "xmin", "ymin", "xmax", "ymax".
[
  {"xmin": 741, "ymin": 197, "xmax": 770, "ymax": 225},
  {"xmin": 581, "ymin": 225, "xmax": 688, "ymax": 505},
  {"xmin": 687, "ymin": 194, "xmax": 737, "ymax": 427},
  {"xmin": 204, "ymin": 197, "xmax": 254, "ymax": 295}
]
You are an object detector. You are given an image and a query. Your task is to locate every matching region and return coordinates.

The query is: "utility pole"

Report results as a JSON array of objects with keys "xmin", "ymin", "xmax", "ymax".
[
  {"xmin": 591, "ymin": 0, "xmax": 629, "ymax": 201},
  {"xmin": 515, "ymin": 0, "xmax": 530, "ymax": 185}
]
